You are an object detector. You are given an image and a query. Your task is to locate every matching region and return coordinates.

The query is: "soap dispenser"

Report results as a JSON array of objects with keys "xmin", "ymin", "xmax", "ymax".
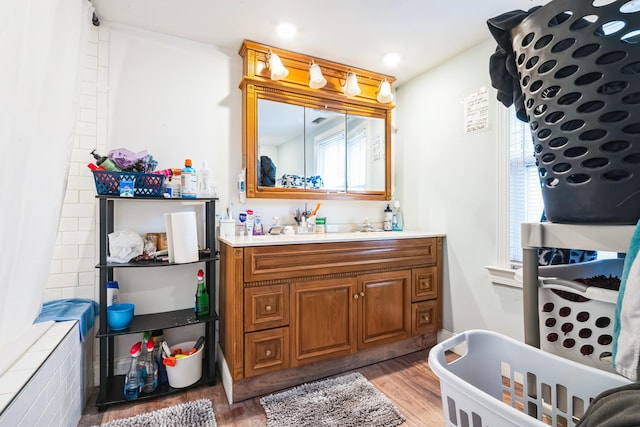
[{"xmin": 383, "ymin": 204, "xmax": 393, "ymax": 231}]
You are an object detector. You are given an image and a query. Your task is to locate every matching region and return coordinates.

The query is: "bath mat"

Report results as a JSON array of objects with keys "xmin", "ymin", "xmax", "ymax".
[
  {"xmin": 260, "ymin": 371, "xmax": 405, "ymax": 427},
  {"xmin": 92, "ymin": 398, "xmax": 216, "ymax": 427}
]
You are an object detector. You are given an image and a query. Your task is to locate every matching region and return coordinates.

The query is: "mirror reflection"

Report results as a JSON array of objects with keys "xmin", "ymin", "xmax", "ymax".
[{"xmin": 257, "ymin": 99, "xmax": 386, "ymax": 193}]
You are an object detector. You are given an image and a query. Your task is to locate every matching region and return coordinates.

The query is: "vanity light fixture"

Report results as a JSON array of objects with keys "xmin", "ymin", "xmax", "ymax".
[
  {"xmin": 377, "ymin": 79, "xmax": 393, "ymax": 103},
  {"xmin": 343, "ymin": 71, "xmax": 361, "ymax": 97},
  {"xmin": 308, "ymin": 60, "xmax": 327, "ymax": 89},
  {"xmin": 267, "ymin": 50, "xmax": 289, "ymax": 81}
]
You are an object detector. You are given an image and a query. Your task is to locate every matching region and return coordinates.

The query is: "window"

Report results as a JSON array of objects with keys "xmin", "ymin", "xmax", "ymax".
[{"xmin": 509, "ymin": 106, "xmax": 544, "ymax": 263}]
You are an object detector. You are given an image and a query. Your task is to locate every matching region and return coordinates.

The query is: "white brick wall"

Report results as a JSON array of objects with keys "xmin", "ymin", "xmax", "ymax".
[
  {"xmin": 45, "ymin": 24, "xmax": 109, "ymax": 303},
  {"xmin": 0, "ymin": 322, "xmax": 86, "ymax": 427}
]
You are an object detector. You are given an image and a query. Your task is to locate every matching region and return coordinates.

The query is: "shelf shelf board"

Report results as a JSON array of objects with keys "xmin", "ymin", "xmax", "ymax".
[
  {"xmin": 96, "ymin": 366, "xmax": 216, "ymax": 409},
  {"xmin": 96, "ymin": 195, "xmax": 219, "ymax": 201},
  {"xmin": 97, "ymin": 308, "xmax": 218, "ymax": 337},
  {"xmin": 97, "ymin": 256, "xmax": 218, "ymax": 268}
]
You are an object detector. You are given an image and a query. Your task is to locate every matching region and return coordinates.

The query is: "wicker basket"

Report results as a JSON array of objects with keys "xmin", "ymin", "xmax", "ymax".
[
  {"xmin": 92, "ymin": 170, "xmax": 164, "ymax": 197},
  {"xmin": 512, "ymin": 0, "xmax": 640, "ymax": 224}
]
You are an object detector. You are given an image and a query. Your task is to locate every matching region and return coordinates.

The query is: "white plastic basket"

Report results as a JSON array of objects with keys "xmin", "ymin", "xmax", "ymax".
[
  {"xmin": 538, "ymin": 259, "xmax": 623, "ymax": 373},
  {"xmin": 428, "ymin": 330, "xmax": 631, "ymax": 427}
]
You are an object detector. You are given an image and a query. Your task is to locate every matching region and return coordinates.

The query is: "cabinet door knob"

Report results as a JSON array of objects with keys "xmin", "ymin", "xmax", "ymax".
[
  {"xmin": 422, "ymin": 314, "xmax": 430, "ymax": 322},
  {"xmin": 353, "ymin": 294, "xmax": 359, "ymax": 300},
  {"xmin": 359, "ymin": 291, "xmax": 365, "ymax": 297},
  {"xmin": 265, "ymin": 305, "xmax": 272, "ymax": 311},
  {"xmin": 265, "ymin": 350, "xmax": 272, "ymax": 356}
]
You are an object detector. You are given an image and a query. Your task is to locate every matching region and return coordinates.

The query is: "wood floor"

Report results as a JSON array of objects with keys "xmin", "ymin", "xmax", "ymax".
[{"xmin": 78, "ymin": 347, "xmax": 449, "ymax": 427}]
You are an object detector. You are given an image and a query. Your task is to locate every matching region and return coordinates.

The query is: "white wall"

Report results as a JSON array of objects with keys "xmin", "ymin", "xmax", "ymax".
[{"xmin": 395, "ymin": 38, "xmax": 525, "ymax": 340}]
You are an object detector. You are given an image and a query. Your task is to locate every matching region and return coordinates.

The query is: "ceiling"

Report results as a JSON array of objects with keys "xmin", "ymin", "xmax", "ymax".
[{"xmin": 90, "ymin": 0, "xmax": 548, "ymax": 86}]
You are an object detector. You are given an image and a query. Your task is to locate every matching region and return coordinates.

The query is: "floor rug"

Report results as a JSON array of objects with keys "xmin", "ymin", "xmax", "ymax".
[
  {"xmin": 93, "ymin": 399, "xmax": 216, "ymax": 427},
  {"xmin": 260, "ymin": 371, "xmax": 405, "ymax": 427}
]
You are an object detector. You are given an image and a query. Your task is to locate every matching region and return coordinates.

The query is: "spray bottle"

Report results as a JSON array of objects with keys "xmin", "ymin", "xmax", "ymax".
[{"xmin": 124, "ymin": 342, "xmax": 142, "ymax": 400}]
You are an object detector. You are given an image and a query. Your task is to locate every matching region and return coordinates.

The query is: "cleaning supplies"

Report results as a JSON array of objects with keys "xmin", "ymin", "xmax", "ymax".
[
  {"xmin": 181, "ymin": 159, "xmax": 197, "ymax": 198},
  {"xmin": 383, "ymin": 204, "xmax": 393, "ymax": 231},
  {"xmin": 392, "ymin": 201, "xmax": 404, "ymax": 231},
  {"xmin": 124, "ymin": 342, "xmax": 142, "ymax": 400},
  {"xmin": 142, "ymin": 339, "xmax": 158, "ymax": 393},
  {"xmin": 195, "ymin": 269, "xmax": 209, "ymax": 318}
]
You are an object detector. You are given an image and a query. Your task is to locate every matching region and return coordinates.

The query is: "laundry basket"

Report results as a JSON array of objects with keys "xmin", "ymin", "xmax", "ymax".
[
  {"xmin": 510, "ymin": 0, "xmax": 640, "ymax": 224},
  {"xmin": 537, "ymin": 258, "xmax": 623, "ymax": 373},
  {"xmin": 428, "ymin": 330, "xmax": 631, "ymax": 427}
]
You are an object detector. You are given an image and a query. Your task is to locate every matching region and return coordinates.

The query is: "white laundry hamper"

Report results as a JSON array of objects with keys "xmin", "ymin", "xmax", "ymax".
[{"xmin": 428, "ymin": 329, "xmax": 631, "ymax": 427}]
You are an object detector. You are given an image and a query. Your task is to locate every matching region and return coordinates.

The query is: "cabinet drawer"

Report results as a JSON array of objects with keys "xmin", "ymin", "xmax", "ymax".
[
  {"xmin": 412, "ymin": 300, "xmax": 438, "ymax": 336},
  {"xmin": 412, "ymin": 267, "xmax": 438, "ymax": 302},
  {"xmin": 244, "ymin": 327, "xmax": 290, "ymax": 378},
  {"xmin": 244, "ymin": 238, "xmax": 437, "ymax": 282},
  {"xmin": 244, "ymin": 284, "xmax": 289, "ymax": 332}
]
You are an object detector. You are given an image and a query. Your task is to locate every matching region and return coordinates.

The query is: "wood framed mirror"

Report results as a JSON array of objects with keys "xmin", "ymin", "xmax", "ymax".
[{"xmin": 239, "ymin": 40, "xmax": 395, "ymax": 201}]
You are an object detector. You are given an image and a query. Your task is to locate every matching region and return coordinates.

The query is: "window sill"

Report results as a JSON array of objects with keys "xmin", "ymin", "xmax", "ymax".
[{"xmin": 485, "ymin": 265, "xmax": 522, "ymax": 289}]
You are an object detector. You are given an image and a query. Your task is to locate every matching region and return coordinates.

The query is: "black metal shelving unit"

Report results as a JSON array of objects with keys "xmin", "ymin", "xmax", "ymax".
[{"xmin": 95, "ymin": 195, "xmax": 218, "ymax": 410}]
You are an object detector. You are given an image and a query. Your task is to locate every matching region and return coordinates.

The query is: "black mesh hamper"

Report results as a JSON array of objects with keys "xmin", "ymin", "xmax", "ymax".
[{"xmin": 506, "ymin": 0, "xmax": 640, "ymax": 223}]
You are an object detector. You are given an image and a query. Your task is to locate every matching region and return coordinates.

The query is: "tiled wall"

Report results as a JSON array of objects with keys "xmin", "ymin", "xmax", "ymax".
[
  {"xmin": 0, "ymin": 322, "xmax": 86, "ymax": 427},
  {"xmin": 45, "ymin": 24, "xmax": 109, "ymax": 303}
]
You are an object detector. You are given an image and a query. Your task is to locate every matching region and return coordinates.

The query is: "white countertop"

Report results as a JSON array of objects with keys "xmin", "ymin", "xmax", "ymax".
[{"xmin": 218, "ymin": 230, "xmax": 445, "ymax": 247}]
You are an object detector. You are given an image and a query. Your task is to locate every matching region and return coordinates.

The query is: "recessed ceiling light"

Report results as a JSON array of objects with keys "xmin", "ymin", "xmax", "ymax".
[
  {"xmin": 277, "ymin": 22, "xmax": 297, "ymax": 39},
  {"xmin": 383, "ymin": 53, "xmax": 401, "ymax": 67}
]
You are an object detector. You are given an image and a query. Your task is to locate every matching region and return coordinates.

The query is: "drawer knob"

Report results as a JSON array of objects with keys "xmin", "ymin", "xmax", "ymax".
[
  {"xmin": 422, "ymin": 314, "xmax": 430, "ymax": 322},
  {"xmin": 265, "ymin": 350, "xmax": 272, "ymax": 356},
  {"xmin": 265, "ymin": 305, "xmax": 272, "ymax": 311}
]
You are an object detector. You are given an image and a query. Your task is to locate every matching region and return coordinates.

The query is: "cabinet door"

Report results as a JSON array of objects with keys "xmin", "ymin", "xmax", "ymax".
[
  {"xmin": 357, "ymin": 270, "xmax": 411, "ymax": 350},
  {"xmin": 412, "ymin": 266, "xmax": 439, "ymax": 302},
  {"xmin": 290, "ymin": 278, "xmax": 357, "ymax": 367}
]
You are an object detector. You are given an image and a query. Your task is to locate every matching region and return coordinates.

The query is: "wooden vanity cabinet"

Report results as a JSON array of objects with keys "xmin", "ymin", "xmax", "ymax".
[{"xmin": 219, "ymin": 236, "xmax": 442, "ymax": 402}]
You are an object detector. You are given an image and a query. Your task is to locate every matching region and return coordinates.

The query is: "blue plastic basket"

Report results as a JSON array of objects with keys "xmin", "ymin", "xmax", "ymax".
[{"xmin": 92, "ymin": 170, "xmax": 164, "ymax": 197}]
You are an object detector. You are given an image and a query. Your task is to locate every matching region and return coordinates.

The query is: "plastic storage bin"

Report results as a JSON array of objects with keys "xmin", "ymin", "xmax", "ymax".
[
  {"xmin": 537, "ymin": 258, "xmax": 623, "ymax": 373},
  {"xmin": 166, "ymin": 340, "xmax": 204, "ymax": 388},
  {"xmin": 92, "ymin": 170, "xmax": 164, "ymax": 197},
  {"xmin": 428, "ymin": 330, "xmax": 631, "ymax": 427},
  {"xmin": 510, "ymin": 0, "xmax": 640, "ymax": 224}
]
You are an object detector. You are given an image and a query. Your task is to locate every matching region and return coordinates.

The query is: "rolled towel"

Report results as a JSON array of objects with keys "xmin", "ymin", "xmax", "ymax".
[{"xmin": 613, "ymin": 219, "xmax": 640, "ymax": 380}]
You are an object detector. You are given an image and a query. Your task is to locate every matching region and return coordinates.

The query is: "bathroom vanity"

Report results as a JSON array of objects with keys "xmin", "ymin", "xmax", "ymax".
[{"xmin": 218, "ymin": 232, "xmax": 444, "ymax": 402}]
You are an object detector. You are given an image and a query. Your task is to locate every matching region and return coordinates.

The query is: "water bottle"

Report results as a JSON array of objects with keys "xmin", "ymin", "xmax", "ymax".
[{"xmin": 124, "ymin": 342, "xmax": 142, "ymax": 400}]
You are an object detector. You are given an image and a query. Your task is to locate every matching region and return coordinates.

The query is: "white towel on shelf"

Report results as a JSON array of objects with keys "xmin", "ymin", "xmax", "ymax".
[{"xmin": 613, "ymin": 220, "xmax": 640, "ymax": 380}]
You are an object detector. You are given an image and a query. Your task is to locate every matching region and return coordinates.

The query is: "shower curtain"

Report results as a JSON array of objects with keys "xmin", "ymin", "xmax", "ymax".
[{"xmin": 0, "ymin": 0, "xmax": 93, "ymax": 375}]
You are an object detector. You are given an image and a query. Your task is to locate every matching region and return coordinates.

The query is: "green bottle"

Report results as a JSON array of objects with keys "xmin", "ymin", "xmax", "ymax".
[
  {"xmin": 195, "ymin": 269, "xmax": 209, "ymax": 317},
  {"xmin": 90, "ymin": 149, "xmax": 121, "ymax": 172}
]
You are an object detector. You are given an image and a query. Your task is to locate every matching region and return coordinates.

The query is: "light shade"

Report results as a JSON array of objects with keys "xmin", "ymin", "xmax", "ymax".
[
  {"xmin": 343, "ymin": 71, "xmax": 361, "ymax": 97},
  {"xmin": 268, "ymin": 51, "xmax": 289, "ymax": 81},
  {"xmin": 377, "ymin": 79, "xmax": 393, "ymax": 103},
  {"xmin": 308, "ymin": 61, "xmax": 327, "ymax": 89}
]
